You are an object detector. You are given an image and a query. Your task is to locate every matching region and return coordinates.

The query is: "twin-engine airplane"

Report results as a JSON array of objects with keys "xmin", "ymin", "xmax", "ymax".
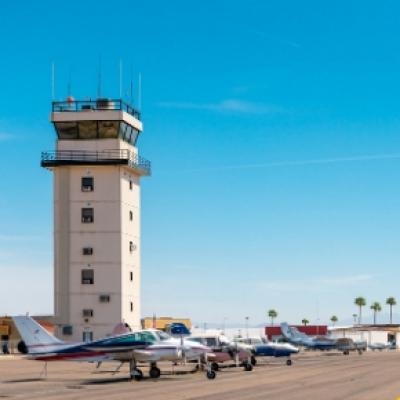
[
  {"xmin": 12, "ymin": 316, "xmax": 216, "ymax": 380},
  {"xmin": 280, "ymin": 322, "xmax": 364, "ymax": 354},
  {"xmin": 233, "ymin": 337, "xmax": 299, "ymax": 365}
]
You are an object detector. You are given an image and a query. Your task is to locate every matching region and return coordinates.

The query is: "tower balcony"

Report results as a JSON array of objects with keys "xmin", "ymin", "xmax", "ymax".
[
  {"xmin": 41, "ymin": 149, "xmax": 151, "ymax": 176},
  {"xmin": 52, "ymin": 99, "xmax": 141, "ymax": 120}
]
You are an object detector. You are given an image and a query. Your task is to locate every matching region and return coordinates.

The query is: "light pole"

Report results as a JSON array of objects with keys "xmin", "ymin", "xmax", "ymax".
[
  {"xmin": 245, "ymin": 316, "xmax": 249, "ymax": 339},
  {"xmin": 352, "ymin": 314, "xmax": 357, "ymax": 324}
]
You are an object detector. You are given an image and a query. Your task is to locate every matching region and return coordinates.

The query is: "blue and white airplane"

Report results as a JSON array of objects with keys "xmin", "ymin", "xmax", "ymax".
[
  {"xmin": 12, "ymin": 316, "xmax": 215, "ymax": 380},
  {"xmin": 234, "ymin": 337, "xmax": 299, "ymax": 365},
  {"xmin": 280, "ymin": 322, "xmax": 360, "ymax": 354}
]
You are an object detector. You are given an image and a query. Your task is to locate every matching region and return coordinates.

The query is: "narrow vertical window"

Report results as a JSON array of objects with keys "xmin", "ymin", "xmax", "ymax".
[
  {"xmin": 130, "ymin": 271, "xmax": 133, "ymax": 281},
  {"xmin": 81, "ymin": 269, "xmax": 94, "ymax": 284},
  {"xmin": 129, "ymin": 211, "xmax": 133, "ymax": 221},
  {"xmin": 82, "ymin": 208, "xmax": 94, "ymax": 223},
  {"xmin": 81, "ymin": 177, "xmax": 94, "ymax": 191},
  {"xmin": 129, "ymin": 180, "xmax": 133, "ymax": 190},
  {"xmin": 130, "ymin": 302, "xmax": 133, "ymax": 312}
]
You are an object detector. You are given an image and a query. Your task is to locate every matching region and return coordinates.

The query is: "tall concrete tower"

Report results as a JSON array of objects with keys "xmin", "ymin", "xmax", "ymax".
[{"xmin": 41, "ymin": 98, "xmax": 150, "ymax": 342}]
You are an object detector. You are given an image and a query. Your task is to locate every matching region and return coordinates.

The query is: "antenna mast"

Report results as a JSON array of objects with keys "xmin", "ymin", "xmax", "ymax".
[
  {"xmin": 119, "ymin": 59, "xmax": 123, "ymax": 98},
  {"xmin": 51, "ymin": 62, "xmax": 55, "ymax": 100},
  {"xmin": 138, "ymin": 73, "xmax": 142, "ymax": 110}
]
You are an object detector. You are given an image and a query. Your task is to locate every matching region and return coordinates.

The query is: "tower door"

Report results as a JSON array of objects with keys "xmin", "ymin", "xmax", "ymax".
[{"xmin": 83, "ymin": 331, "xmax": 93, "ymax": 342}]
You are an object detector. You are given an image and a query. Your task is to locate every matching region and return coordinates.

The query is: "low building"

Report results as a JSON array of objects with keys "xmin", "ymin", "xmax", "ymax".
[
  {"xmin": 265, "ymin": 325, "xmax": 328, "ymax": 341},
  {"xmin": 141, "ymin": 317, "xmax": 192, "ymax": 331},
  {"xmin": 329, "ymin": 325, "xmax": 400, "ymax": 346}
]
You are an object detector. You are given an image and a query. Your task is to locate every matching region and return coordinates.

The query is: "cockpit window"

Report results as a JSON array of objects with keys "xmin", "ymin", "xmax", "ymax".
[
  {"xmin": 137, "ymin": 332, "xmax": 157, "ymax": 343},
  {"xmin": 155, "ymin": 331, "xmax": 170, "ymax": 341},
  {"xmin": 205, "ymin": 338, "xmax": 217, "ymax": 347},
  {"xmin": 189, "ymin": 337, "xmax": 203, "ymax": 344}
]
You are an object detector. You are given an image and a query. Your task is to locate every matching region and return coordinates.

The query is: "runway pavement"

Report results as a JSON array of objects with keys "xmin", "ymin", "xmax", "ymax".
[{"xmin": 1, "ymin": 351, "xmax": 400, "ymax": 399}]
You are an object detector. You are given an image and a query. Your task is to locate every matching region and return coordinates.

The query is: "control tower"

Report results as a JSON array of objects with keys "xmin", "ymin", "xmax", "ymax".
[{"xmin": 42, "ymin": 98, "xmax": 150, "ymax": 342}]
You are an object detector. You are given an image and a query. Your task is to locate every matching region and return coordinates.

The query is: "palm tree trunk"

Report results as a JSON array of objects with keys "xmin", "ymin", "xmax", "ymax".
[
  {"xmin": 359, "ymin": 306, "xmax": 362, "ymax": 324},
  {"xmin": 390, "ymin": 305, "xmax": 393, "ymax": 324},
  {"xmin": 374, "ymin": 311, "xmax": 376, "ymax": 325}
]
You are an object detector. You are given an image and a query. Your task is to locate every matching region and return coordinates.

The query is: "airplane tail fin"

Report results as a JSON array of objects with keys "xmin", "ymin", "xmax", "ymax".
[
  {"xmin": 280, "ymin": 322, "xmax": 293, "ymax": 339},
  {"xmin": 12, "ymin": 316, "xmax": 63, "ymax": 354}
]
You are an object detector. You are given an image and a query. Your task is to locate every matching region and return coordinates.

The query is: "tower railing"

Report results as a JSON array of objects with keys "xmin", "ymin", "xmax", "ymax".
[
  {"xmin": 41, "ymin": 149, "xmax": 151, "ymax": 175},
  {"xmin": 52, "ymin": 99, "xmax": 141, "ymax": 120}
]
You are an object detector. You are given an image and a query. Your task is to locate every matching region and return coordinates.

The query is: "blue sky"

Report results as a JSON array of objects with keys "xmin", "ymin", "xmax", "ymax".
[{"xmin": 1, "ymin": 1, "xmax": 400, "ymax": 327}]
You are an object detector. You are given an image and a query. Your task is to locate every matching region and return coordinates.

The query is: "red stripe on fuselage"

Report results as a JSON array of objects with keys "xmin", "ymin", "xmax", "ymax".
[{"xmin": 33, "ymin": 351, "xmax": 107, "ymax": 361}]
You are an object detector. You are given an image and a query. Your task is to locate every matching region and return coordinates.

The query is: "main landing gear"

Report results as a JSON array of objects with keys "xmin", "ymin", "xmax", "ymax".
[
  {"xmin": 243, "ymin": 362, "xmax": 253, "ymax": 371},
  {"xmin": 129, "ymin": 360, "xmax": 143, "ymax": 381},
  {"xmin": 205, "ymin": 354, "xmax": 217, "ymax": 380},
  {"xmin": 149, "ymin": 363, "xmax": 161, "ymax": 379},
  {"xmin": 286, "ymin": 358, "xmax": 292, "ymax": 366}
]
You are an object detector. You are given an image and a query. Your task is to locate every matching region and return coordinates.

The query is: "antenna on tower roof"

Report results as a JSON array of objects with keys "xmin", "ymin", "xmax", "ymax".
[
  {"xmin": 67, "ymin": 67, "xmax": 72, "ymax": 97},
  {"xmin": 138, "ymin": 73, "xmax": 142, "ymax": 110},
  {"xmin": 130, "ymin": 64, "xmax": 134, "ymax": 105},
  {"xmin": 119, "ymin": 59, "xmax": 123, "ymax": 99},
  {"xmin": 51, "ymin": 61, "xmax": 55, "ymax": 101}
]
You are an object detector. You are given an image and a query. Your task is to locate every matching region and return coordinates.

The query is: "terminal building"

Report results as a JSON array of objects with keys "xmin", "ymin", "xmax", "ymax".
[{"xmin": 41, "ymin": 97, "xmax": 150, "ymax": 342}]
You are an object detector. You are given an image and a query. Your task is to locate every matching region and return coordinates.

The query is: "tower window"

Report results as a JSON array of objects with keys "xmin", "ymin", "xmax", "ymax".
[
  {"xmin": 99, "ymin": 294, "xmax": 110, "ymax": 303},
  {"xmin": 130, "ymin": 271, "xmax": 133, "ymax": 281},
  {"xmin": 130, "ymin": 302, "xmax": 133, "ymax": 312},
  {"xmin": 81, "ymin": 269, "xmax": 94, "ymax": 284},
  {"xmin": 129, "ymin": 211, "xmax": 133, "ymax": 221},
  {"xmin": 82, "ymin": 309, "xmax": 94, "ymax": 317},
  {"xmin": 129, "ymin": 241, "xmax": 136, "ymax": 252},
  {"xmin": 81, "ymin": 177, "xmax": 94, "ymax": 192},
  {"xmin": 83, "ymin": 331, "xmax": 93, "ymax": 342},
  {"xmin": 129, "ymin": 180, "xmax": 133, "ymax": 190},
  {"xmin": 62, "ymin": 325, "xmax": 73, "ymax": 335},
  {"xmin": 83, "ymin": 247, "xmax": 93, "ymax": 255},
  {"xmin": 82, "ymin": 208, "xmax": 94, "ymax": 223}
]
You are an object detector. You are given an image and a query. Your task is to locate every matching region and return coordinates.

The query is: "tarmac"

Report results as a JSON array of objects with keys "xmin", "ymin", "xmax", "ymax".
[{"xmin": 1, "ymin": 351, "xmax": 400, "ymax": 399}]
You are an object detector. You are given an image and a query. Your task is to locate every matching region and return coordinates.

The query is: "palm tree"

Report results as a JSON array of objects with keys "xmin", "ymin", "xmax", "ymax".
[
  {"xmin": 370, "ymin": 302, "xmax": 382, "ymax": 325},
  {"xmin": 301, "ymin": 318, "xmax": 309, "ymax": 326},
  {"xmin": 354, "ymin": 297, "xmax": 366, "ymax": 324},
  {"xmin": 330, "ymin": 315, "xmax": 338, "ymax": 326},
  {"xmin": 386, "ymin": 297, "xmax": 397, "ymax": 324},
  {"xmin": 268, "ymin": 309, "xmax": 278, "ymax": 326}
]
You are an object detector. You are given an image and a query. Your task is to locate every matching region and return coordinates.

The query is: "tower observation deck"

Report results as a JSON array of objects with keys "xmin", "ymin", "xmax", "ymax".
[{"xmin": 42, "ymin": 97, "xmax": 150, "ymax": 342}]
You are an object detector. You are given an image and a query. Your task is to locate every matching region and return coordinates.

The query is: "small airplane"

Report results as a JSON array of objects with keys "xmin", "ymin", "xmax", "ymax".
[
  {"xmin": 368, "ymin": 342, "xmax": 396, "ymax": 351},
  {"xmin": 280, "ymin": 322, "xmax": 362, "ymax": 354},
  {"xmin": 165, "ymin": 322, "xmax": 191, "ymax": 337},
  {"xmin": 189, "ymin": 332, "xmax": 254, "ymax": 371},
  {"xmin": 12, "ymin": 316, "xmax": 216, "ymax": 380},
  {"xmin": 233, "ymin": 336, "xmax": 299, "ymax": 365}
]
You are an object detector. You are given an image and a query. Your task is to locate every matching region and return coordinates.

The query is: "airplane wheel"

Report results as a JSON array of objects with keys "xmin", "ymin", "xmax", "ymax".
[
  {"xmin": 131, "ymin": 368, "xmax": 143, "ymax": 381},
  {"xmin": 149, "ymin": 366, "xmax": 161, "ymax": 379},
  {"xmin": 206, "ymin": 370, "xmax": 216, "ymax": 380},
  {"xmin": 251, "ymin": 356, "xmax": 257, "ymax": 366},
  {"xmin": 211, "ymin": 362, "xmax": 219, "ymax": 371},
  {"xmin": 244, "ymin": 363, "xmax": 253, "ymax": 371},
  {"xmin": 286, "ymin": 359, "xmax": 292, "ymax": 366}
]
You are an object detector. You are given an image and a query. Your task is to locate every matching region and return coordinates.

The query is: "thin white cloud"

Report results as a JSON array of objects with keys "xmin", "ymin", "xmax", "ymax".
[
  {"xmin": 158, "ymin": 99, "xmax": 283, "ymax": 115},
  {"xmin": 260, "ymin": 274, "xmax": 374, "ymax": 293},
  {"xmin": 0, "ymin": 234, "xmax": 43, "ymax": 241},
  {"xmin": 167, "ymin": 153, "xmax": 400, "ymax": 174}
]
